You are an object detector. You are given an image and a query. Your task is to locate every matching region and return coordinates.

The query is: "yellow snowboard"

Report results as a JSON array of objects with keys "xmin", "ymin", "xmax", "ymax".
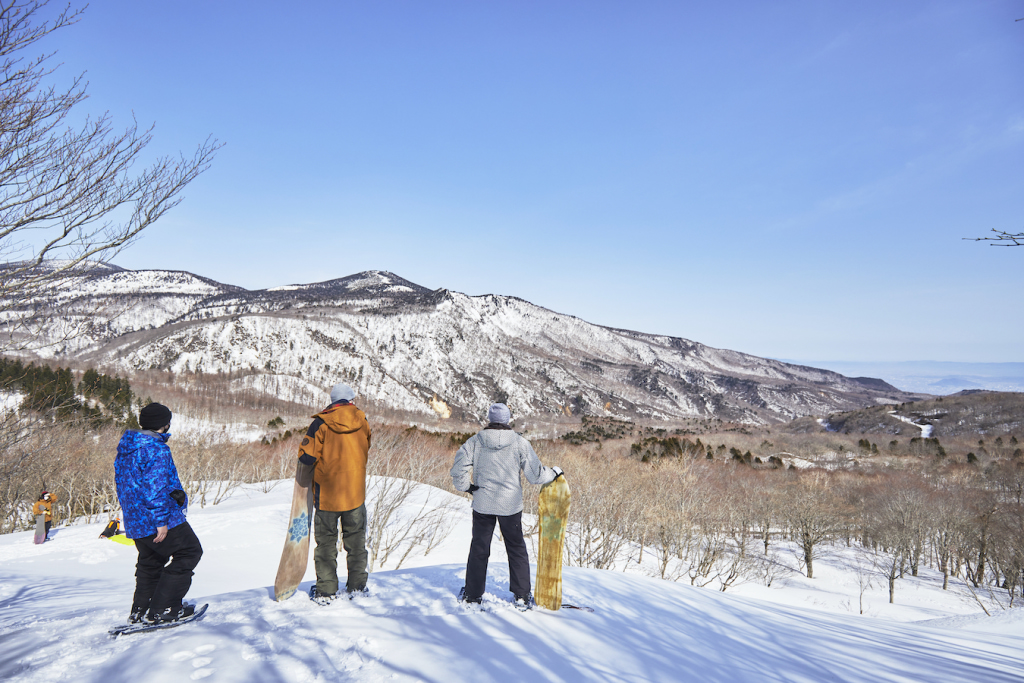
[
  {"xmin": 535, "ymin": 475, "xmax": 570, "ymax": 610},
  {"xmin": 274, "ymin": 476, "xmax": 315, "ymax": 601}
]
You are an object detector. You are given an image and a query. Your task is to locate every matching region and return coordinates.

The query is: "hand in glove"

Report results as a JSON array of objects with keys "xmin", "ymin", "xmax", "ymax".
[
  {"xmin": 552, "ymin": 466, "xmax": 564, "ymax": 480},
  {"xmin": 170, "ymin": 489, "xmax": 187, "ymax": 506},
  {"xmin": 467, "ymin": 484, "xmax": 480, "ymax": 494}
]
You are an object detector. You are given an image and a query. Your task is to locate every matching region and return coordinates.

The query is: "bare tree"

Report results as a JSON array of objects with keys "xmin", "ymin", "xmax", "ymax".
[
  {"xmin": 928, "ymin": 486, "xmax": 970, "ymax": 591},
  {"xmin": 782, "ymin": 471, "xmax": 844, "ymax": 579},
  {"xmin": 0, "ymin": 1, "xmax": 220, "ymax": 337},
  {"xmin": 850, "ymin": 549, "xmax": 875, "ymax": 615},
  {"xmin": 365, "ymin": 426, "xmax": 458, "ymax": 571}
]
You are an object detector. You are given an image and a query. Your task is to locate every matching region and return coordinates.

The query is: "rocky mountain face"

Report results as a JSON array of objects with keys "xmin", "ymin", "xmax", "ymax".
[{"xmin": 1, "ymin": 265, "xmax": 919, "ymax": 424}]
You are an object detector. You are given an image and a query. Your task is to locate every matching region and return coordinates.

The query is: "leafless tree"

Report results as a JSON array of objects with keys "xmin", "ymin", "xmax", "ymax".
[
  {"xmin": 963, "ymin": 490, "xmax": 999, "ymax": 588},
  {"xmin": 782, "ymin": 471, "xmax": 844, "ymax": 579},
  {"xmin": 864, "ymin": 478, "xmax": 929, "ymax": 604},
  {"xmin": 850, "ymin": 549, "xmax": 875, "ymax": 615},
  {"xmin": 0, "ymin": 0, "xmax": 220, "ymax": 346},
  {"xmin": 365, "ymin": 426, "xmax": 457, "ymax": 571},
  {"xmin": 558, "ymin": 450, "xmax": 640, "ymax": 570},
  {"xmin": 928, "ymin": 485, "xmax": 970, "ymax": 591}
]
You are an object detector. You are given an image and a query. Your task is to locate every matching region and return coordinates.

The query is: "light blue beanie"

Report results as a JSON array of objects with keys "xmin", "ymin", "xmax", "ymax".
[
  {"xmin": 487, "ymin": 403, "xmax": 511, "ymax": 424},
  {"xmin": 330, "ymin": 383, "xmax": 356, "ymax": 403}
]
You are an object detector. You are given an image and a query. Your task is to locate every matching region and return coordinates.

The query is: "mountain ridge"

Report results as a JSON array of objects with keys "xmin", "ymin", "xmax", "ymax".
[{"xmin": 1, "ymin": 264, "xmax": 921, "ymax": 423}]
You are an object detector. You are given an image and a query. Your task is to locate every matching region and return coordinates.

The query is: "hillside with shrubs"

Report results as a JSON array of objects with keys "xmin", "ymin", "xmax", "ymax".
[{"xmin": 2, "ymin": 363, "xmax": 1023, "ymax": 612}]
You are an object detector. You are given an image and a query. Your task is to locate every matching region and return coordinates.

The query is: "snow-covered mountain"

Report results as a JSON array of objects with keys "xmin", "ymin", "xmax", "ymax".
[{"xmin": 1, "ymin": 265, "xmax": 917, "ymax": 422}]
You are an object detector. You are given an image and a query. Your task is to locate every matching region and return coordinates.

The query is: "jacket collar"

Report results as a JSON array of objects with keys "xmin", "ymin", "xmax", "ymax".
[
  {"xmin": 324, "ymin": 399, "xmax": 351, "ymax": 410},
  {"xmin": 484, "ymin": 422, "xmax": 512, "ymax": 430},
  {"xmin": 140, "ymin": 429, "xmax": 171, "ymax": 443}
]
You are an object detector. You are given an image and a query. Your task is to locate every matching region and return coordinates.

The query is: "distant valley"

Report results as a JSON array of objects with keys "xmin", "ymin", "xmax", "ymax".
[{"xmin": 788, "ymin": 360, "xmax": 1024, "ymax": 395}]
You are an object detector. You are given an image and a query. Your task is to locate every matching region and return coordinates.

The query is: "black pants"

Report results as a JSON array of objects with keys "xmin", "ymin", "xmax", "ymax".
[
  {"xmin": 132, "ymin": 521, "xmax": 203, "ymax": 617},
  {"xmin": 465, "ymin": 510, "xmax": 531, "ymax": 600}
]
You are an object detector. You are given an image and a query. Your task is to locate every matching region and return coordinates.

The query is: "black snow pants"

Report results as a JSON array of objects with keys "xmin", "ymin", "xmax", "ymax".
[
  {"xmin": 132, "ymin": 521, "xmax": 203, "ymax": 617},
  {"xmin": 465, "ymin": 510, "xmax": 530, "ymax": 600}
]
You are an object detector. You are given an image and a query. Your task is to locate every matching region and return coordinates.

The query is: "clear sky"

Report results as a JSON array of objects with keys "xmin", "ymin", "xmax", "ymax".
[{"xmin": 37, "ymin": 1, "xmax": 1024, "ymax": 363}]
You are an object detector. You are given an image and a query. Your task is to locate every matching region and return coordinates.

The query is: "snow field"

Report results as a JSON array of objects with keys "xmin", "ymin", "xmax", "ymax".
[{"xmin": 1, "ymin": 480, "xmax": 1023, "ymax": 682}]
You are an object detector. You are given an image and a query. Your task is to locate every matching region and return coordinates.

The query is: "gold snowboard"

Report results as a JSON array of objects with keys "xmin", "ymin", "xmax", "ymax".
[
  {"xmin": 273, "ymin": 476, "xmax": 315, "ymax": 601},
  {"xmin": 535, "ymin": 475, "xmax": 570, "ymax": 610}
]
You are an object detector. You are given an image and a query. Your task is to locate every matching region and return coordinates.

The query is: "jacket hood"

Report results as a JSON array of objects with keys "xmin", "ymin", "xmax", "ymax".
[
  {"xmin": 315, "ymin": 403, "xmax": 366, "ymax": 435},
  {"xmin": 477, "ymin": 428, "xmax": 518, "ymax": 450}
]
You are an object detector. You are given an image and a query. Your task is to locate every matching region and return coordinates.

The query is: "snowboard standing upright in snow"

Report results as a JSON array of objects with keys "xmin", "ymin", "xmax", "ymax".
[
  {"xmin": 33, "ymin": 514, "xmax": 46, "ymax": 544},
  {"xmin": 535, "ymin": 474, "xmax": 570, "ymax": 610},
  {"xmin": 274, "ymin": 466, "xmax": 315, "ymax": 601}
]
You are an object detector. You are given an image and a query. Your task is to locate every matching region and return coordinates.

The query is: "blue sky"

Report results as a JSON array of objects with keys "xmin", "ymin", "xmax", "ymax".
[{"xmin": 39, "ymin": 1, "xmax": 1024, "ymax": 362}]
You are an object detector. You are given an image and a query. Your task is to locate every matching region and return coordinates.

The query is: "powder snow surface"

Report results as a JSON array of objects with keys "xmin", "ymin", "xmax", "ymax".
[{"xmin": 1, "ymin": 482, "xmax": 1023, "ymax": 682}]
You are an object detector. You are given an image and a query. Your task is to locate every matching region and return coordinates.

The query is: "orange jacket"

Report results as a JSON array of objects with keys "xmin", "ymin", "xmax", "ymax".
[
  {"xmin": 32, "ymin": 495, "xmax": 56, "ymax": 521},
  {"xmin": 297, "ymin": 402, "xmax": 370, "ymax": 512}
]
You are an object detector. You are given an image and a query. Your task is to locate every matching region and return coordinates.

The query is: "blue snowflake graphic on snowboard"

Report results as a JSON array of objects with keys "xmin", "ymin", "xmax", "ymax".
[{"xmin": 288, "ymin": 512, "xmax": 309, "ymax": 543}]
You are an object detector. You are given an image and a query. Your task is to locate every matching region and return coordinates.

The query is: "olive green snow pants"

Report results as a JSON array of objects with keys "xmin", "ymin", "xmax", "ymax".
[{"xmin": 313, "ymin": 504, "xmax": 368, "ymax": 594}]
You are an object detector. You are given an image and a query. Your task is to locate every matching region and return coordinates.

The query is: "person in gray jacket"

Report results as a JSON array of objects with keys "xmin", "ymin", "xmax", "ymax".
[{"xmin": 450, "ymin": 402, "xmax": 562, "ymax": 608}]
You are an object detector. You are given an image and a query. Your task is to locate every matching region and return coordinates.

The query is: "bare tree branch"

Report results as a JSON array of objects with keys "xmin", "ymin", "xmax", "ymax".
[
  {"xmin": 964, "ymin": 229, "xmax": 1024, "ymax": 247},
  {"xmin": 0, "ymin": 1, "xmax": 221, "ymax": 342}
]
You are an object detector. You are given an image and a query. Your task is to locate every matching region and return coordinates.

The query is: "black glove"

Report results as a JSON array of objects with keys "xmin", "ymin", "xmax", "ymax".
[
  {"xmin": 468, "ymin": 484, "xmax": 479, "ymax": 494},
  {"xmin": 170, "ymin": 489, "xmax": 187, "ymax": 506}
]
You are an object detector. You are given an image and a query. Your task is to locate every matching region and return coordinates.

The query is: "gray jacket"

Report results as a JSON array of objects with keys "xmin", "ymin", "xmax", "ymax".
[{"xmin": 450, "ymin": 427, "xmax": 556, "ymax": 516}]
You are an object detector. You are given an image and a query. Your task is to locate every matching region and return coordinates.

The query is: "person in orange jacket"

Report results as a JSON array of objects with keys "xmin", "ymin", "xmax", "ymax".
[
  {"xmin": 296, "ymin": 383, "xmax": 371, "ymax": 605},
  {"xmin": 32, "ymin": 491, "xmax": 56, "ymax": 538}
]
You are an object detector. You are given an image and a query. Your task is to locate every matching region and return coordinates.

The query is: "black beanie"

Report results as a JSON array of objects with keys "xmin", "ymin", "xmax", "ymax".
[{"xmin": 139, "ymin": 403, "xmax": 172, "ymax": 431}]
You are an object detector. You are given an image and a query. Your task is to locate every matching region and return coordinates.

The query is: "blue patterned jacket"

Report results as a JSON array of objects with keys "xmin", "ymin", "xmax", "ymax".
[{"xmin": 114, "ymin": 430, "xmax": 188, "ymax": 539}]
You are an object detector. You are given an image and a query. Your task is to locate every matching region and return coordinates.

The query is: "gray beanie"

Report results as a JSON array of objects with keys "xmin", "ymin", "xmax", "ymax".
[
  {"xmin": 487, "ymin": 403, "xmax": 511, "ymax": 424},
  {"xmin": 330, "ymin": 383, "xmax": 356, "ymax": 403}
]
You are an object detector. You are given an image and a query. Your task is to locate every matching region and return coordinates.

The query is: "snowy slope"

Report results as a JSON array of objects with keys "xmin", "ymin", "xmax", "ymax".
[
  {"xmin": 2, "ymin": 482, "xmax": 1023, "ymax": 683},
  {"xmin": 3, "ymin": 266, "xmax": 919, "ymax": 423}
]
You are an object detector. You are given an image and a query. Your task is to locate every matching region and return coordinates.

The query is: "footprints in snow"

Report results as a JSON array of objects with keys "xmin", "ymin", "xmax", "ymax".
[{"xmin": 170, "ymin": 643, "xmax": 217, "ymax": 680}]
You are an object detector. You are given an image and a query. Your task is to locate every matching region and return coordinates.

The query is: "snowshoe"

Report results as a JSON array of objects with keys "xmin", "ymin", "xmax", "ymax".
[
  {"xmin": 346, "ymin": 586, "xmax": 370, "ymax": 600},
  {"xmin": 457, "ymin": 586, "xmax": 481, "ymax": 604},
  {"xmin": 109, "ymin": 603, "xmax": 208, "ymax": 637},
  {"xmin": 513, "ymin": 594, "xmax": 535, "ymax": 612},
  {"xmin": 308, "ymin": 585, "xmax": 336, "ymax": 606}
]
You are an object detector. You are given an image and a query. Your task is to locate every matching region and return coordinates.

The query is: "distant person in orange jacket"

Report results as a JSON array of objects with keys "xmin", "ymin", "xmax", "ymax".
[
  {"xmin": 296, "ymin": 383, "xmax": 371, "ymax": 605},
  {"xmin": 32, "ymin": 491, "xmax": 56, "ymax": 538}
]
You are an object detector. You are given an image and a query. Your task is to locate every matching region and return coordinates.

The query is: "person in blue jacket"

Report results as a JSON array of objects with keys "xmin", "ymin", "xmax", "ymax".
[{"xmin": 114, "ymin": 403, "xmax": 203, "ymax": 624}]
